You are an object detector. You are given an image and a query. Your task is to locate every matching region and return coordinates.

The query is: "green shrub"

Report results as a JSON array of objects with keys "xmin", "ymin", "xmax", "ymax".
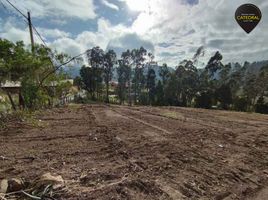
[{"xmin": 233, "ymin": 97, "xmax": 248, "ymax": 112}]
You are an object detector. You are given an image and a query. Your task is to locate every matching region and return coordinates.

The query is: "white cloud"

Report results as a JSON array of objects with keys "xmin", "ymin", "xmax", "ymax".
[
  {"xmin": 36, "ymin": 28, "xmax": 71, "ymax": 39},
  {"xmin": 3, "ymin": 0, "xmax": 96, "ymax": 20},
  {"xmin": 50, "ymin": 37, "xmax": 83, "ymax": 56},
  {"xmin": 0, "ymin": 18, "xmax": 30, "ymax": 44},
  {"xmin": 101, "ymin": 0, "xmax": 119, "ymax": 10},
  {"xmin": 125, "ymin": 0, "xmax": 268, "ymax": 66},
  {"xmin": 1, "ymin": 0, "xmax": 268, "ymax": 67}
]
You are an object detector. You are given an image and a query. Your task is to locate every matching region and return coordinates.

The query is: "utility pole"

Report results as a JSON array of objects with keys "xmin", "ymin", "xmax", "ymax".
[{"xmin": 27, "ymin": 11, "xmax": 34, "ymax": 53}]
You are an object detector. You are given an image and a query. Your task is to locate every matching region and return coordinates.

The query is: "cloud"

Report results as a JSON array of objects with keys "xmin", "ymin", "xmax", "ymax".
[
  {"xmin": 101, "ymin": 0, "xmax": 119, "ymax": 10},
  {"xmin": 107, "ymin": 33, "xmax": 155, "ymax": 55},
  {"xmin": 36, "ymin": 28, "xmax": 71, "ymax": 39},
  {"xmin": 50, "ymin": 37, "xmax": 83, "ymax": 56},
  {"xmin": 1, "ymin": 0, "xmax": 268, "ymax": 67},
  {"xmin": 127, "ymin": 0, "xmax": 268, "ymax": 66},
  {"xmin": 0, "ymin": 18, "xmax": 30, "ymax": 44},
  {"xmin": 3, "ymin": 0, "xmax": 96, "ymax": 20}
]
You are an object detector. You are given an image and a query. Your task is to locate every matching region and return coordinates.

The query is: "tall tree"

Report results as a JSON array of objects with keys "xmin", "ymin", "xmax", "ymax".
[
  {"xmin": 117, "ymin": 59, "xmax": 131, "ymax": 104},
  {"xmin": 155, "ymin": 80, "xmax": 164, "ymax": 106},
  {"xmin": 175, "ymin": 60, "xmax": 199, "ymax": 106},
  {"xmin": 103, "ymin": 50, "xmax": 117, "ymax": 103},
  {"xmin": 146, "ymin": 68, "xmax": 156, "ymax": 105},
  {"xmin": 131, "ymin": 47, "xmax": 147, "ymax": 104},
  {"xmin": 86, "ymin": 47, "xmax": 105, "ymax": 100},
  {"xmin": 216, "ymin": 84, "xmax": 233, "ymax": 109},
  {"xmin": 121, "ymin": 50, "xmax": 133, "ymax": 105},
  {"xmin": 159, "ymin": 63, "xmax": 169, "ymax": 85},
  {"xmin": 80, "ymin": 65, "xmax": 94, "ymax": 98}
]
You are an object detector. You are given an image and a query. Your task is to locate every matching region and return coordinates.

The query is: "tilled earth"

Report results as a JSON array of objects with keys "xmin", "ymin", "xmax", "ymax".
[{"xmin": 0, "ymin": 104, "xmax": 268, "ymax": 199}]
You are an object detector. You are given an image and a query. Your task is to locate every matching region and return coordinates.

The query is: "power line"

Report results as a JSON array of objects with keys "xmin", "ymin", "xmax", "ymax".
[
  {"xmin": 3, "ymin": 0, "xmax": 47, "ymax": 47},
  {"xmin": 1, "ymin": 0, "xmax": 28, "ymax": 25},
  {"xmin": 32, "ymin": 26, "xmax": 48, "ymax": 47},
  {"xmin": 3, "ymin": 0, "xmax": 88, "ymax": 85},
  {"xmin": 0, "ymin": 1, "xmax": 7, "ymax": 9},
  {"xmin": 4, "ymin": 0, "xmax": 27, "ymax": 19}
]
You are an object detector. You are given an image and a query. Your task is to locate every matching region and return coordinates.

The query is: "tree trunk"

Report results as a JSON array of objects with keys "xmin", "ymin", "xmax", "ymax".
[
  {"xmin": 6, "ymin": 91, "xmax": 16, "ymax": 111},
  {"xmin": 19, "ymin": 92, "xmax": 25, "ymax": 110},
  {"xmin": 106, "ymin": 80, "xmax": 109, "ymax": 103},
  {"xmin": 128, "ymin": 79, "xmax": 132, "ymax": 106}
]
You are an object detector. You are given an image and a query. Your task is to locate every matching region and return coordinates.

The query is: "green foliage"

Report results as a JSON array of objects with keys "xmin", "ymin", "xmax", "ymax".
[
  {"xmin": 216, "ymin": 84, "xmax": 233, "ymax": 109},
  {"xmin": 103, "ymin": 50, "xmax": 117, "ymax": 102},
  {"xmin": 233, "ymin": 97, "xmax": 248, "ymax": 112},
  {"xmin": 21, "ymin": 79, "xmax": 49, "ymax": 109},
  {"xmin": 0, "ymin": 38, "xmax": 74, "ymax": 111},
  {"xmin": 155, "ymin": 81, "xmax": 164, "ymax": 106},
  {"xmin": 147, "ymin": 68, "xmax": 156, "ymax": 105},
  {"xmin": 164, "ymin": 73, "xmax": 179, "ymax": 106},
  {"xmin": 159, "ymin": 63, "xmax": 170, "ymax": 85},
  {"xmin": 255, "ymin": 96, "xmax": 268, "ymax": 114},
  {"xmin": 117, "ymin": 58, "xmax": 131, "ymax": 104},
  {"xmin": 195, "ymin": 91, "xmax": 213, "ymax": 109}
]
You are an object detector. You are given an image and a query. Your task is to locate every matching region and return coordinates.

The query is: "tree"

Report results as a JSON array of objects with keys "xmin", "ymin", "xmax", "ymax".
[
  {"xmin": 164, "ymin": 73, "xmax": 179, "ymax": 106},
  {"xmin": 216, "ymin": 84, "xmax": 233, "ymax": 109},
  {"xmin": 175, "ymin": 60, "xmax": 199, "ymax": 106},
  {"xmin": 255, "ymin": 96, "xmax": 268, "ymax": 114},
  {"xmin": 155, "ymin": 80, "xmax": 164, "ymax": 106},
  {"xmin": 117, "ymin": 59, "xmax": 131, "ymax": 104},
  {"xmin": 121, "ymin": 50, "xmax": 133, "ymax": 105},
  {"xmin": 131, "ymin": 47, "xmax": 147, "ymax": 104},
  {"xmin": 103, "ymin": 50, "xmax": 117, "ymax": 103},
  {"xmin": 86, "ymin": 47, "xmax": 105, "ymax": 100},
  {"xmin": 233, "ymin": 96, "xmax": 248, "ymax": 112},
  {"xmin": 219, "ymin": 63, "xmax": 231, "ymax": 84},
  {"xmin": 80, "ymin": 66, "xmax": 94, "ymax": 98},
  {"xmin": 73, "ymin": 76, "xmax": 83, "ymax": 90},
  {"xmin": 195, "ymin": 91, "xmax": 213, "ymax": 109},
  {"xmin": 146, "ymin": 68, "xmax": 156, "ymax": 105},
  {"xmin": 0, "ymin": 39, "xmax": 62, "ymax": 110},
  {"xmin": 243, "ymin": 74, "xmax": 259, "ymax": 110},
  {"xmin": 256, "ymin": 65, "xmax": 268, "ymax": 97},
  {"xmin": 159, "ymin": 63, "xmax": 169, "ymax": 85},
  {"xmin": 206, "ymin": 51, "xmax": 224, "ymax": 77}
]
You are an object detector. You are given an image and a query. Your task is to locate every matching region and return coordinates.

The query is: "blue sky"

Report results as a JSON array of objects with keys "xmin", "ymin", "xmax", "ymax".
[{"xmin": 0, "ymin": 0, "xmax": 268, "ymax": 67}]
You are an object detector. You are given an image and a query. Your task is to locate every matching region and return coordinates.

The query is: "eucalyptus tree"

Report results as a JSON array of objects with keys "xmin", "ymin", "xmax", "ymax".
[
  {"xmin": 86, "ymin": 47, "xmax": 105, "ymax": 100},
  {"xmin": 146, "ymin": 68, "xmax": 156, "ymax": 105},
  {"xmin": 131, "ymin": 47, "xmax": 147, "ymax": 104},
  {"xmin": 103, "ymin": 50, "xmax": 117, "ymax": 103},
  {"xmin": 117, "ymin": 58, "xmax": 131, "ymax": 104},
  {"xmin": 121, "ymin": 50, "xmax": 132, "ymax": 105}
]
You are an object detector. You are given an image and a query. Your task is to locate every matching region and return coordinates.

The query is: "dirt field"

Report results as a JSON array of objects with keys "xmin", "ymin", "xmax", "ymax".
[{"xmin": 0, "ymin": 104, "xmax": 268, "ymax": 199}]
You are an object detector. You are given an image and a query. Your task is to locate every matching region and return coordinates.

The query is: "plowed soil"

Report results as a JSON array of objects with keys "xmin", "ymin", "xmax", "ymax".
[{"xmin": 0, "ymin": 104, "xmax": 268, "ymax": 199}]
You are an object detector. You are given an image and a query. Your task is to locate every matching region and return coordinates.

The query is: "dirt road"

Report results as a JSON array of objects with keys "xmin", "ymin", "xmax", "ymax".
[{"xmin": 0, "ymin": 104, "xmax": 268, "ymax": 199}]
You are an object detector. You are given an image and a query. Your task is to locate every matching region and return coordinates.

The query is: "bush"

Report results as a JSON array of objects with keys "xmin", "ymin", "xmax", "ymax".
[
  {"xmin": 22, "ymin": 80, "xmax": 49, "ymax": 110},
  {"xmin": 195, "ymin": 91, "xmax": 213, "ymax": 109},
  {"xmin": 233, "ymin": 97, "xmax": 248, "ymax": 112},
  {"xmin": 255, "ymin": 96, "xmax": 268, "ymax": 114}
]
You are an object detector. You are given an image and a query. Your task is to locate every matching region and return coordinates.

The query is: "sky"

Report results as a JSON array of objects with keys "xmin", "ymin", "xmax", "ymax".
[{"xmin": 0, "ymin": 0, "xmax": 268, "ymax": 67}]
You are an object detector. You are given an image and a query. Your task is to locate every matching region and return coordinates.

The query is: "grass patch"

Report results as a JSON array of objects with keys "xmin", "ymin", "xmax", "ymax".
[
  {"xmin": 161, "ymin": 111, "xmax": 185, "ymax": 120},
  {"xmin": 68, "ymin": 103, "xmax": 82, "ymax": 109}
]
